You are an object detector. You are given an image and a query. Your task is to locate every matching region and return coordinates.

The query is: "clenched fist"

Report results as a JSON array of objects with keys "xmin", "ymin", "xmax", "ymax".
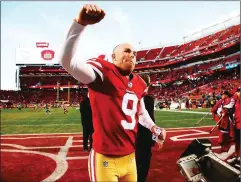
[{"xmin": 76, "ymin": 4, "xmax": 105, "ymax": 26}]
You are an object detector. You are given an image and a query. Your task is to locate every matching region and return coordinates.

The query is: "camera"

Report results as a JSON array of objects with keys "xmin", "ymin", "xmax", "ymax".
[{"xmin": 177, "ymin": 139, "xmax": 240, "ymax": 182}]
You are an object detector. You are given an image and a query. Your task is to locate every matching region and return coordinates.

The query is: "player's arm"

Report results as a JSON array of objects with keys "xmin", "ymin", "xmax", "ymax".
[
  {"xmin": 138, "ymin": 98, "xmax": 155, "ymax": 130},
  {"xmin": 59, "ymin": 21, "xmax": 96, "ymax": 84},
  {"xmin": 138, "ymin": 98, "xmax": 166, "ymax": 145},
  {"xmin": 59, "ymin": 4, "xmax": 105, "ymax": 84}
]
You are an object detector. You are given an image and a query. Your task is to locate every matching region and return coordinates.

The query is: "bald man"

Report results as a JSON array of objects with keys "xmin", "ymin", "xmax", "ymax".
[{"xmin": 60, "ymin": 4, "xmax": 166, "ymax": 182}]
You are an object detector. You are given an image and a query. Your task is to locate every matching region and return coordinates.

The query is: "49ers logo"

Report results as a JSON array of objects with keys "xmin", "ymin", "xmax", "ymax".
[{"xmin": 41, "ymin": 50, "xmax": 55, "ymax": 60}]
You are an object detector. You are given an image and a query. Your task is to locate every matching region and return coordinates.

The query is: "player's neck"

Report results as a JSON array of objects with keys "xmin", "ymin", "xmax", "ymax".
[{"xmin": 115, "ymin": 66, "xmax": 133, "ymax": 79}]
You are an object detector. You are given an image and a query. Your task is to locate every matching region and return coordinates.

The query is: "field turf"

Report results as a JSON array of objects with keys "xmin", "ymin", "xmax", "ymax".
[{"xmin": 1, "ymin": 107, "xmax": 214, "ymax": 134}]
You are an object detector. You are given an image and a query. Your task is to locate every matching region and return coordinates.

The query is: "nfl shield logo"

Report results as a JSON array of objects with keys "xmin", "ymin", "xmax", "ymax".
[
  {"xmin": 128, "ymin": 82, "xmax": 132, "ymax": 88},
  {"xmin": 103, "ymin": 161, "xmax": 108, "ymax": 167}
]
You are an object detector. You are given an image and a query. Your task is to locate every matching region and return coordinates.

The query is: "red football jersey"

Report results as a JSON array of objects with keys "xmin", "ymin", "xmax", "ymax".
[{"xmin": 86, "ymin": 58, "xmax": 147, "ymax": 156}]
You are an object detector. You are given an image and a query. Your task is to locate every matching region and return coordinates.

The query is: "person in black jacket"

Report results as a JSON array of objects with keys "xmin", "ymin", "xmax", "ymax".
[
  {"xmin": 80, "ymin": 93, "xmax": 94, "ymax": 151},
  {"xmin": 135, "ymin": 74, "xmax": 156, "ymax": 182}
]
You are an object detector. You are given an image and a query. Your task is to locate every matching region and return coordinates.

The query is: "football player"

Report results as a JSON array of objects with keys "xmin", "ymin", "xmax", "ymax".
[
  {"xmin": 45, "ymin": 103, "xmax": 51, "ymax": 114},
  {"xmin": 33, "ymin": 103, "xmax": 38, "ymax": 111},
  {"xmin": 60, "ymin": 4, "xmax": 166, "ymax": 182},
  {"xmin": 63, "ymin": 102, "xmax": 68, "ymax": 114}
]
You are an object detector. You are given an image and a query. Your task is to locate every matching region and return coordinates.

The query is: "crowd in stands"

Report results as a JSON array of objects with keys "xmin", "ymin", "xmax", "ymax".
[
  {"xmin": 20, "ymin": 76, "xmax": 80, "ymax": 88},
  {"xmin": 147, "ymin": 53, "xmax": 239, "ymax": 82},
  {"xmin": 0, "ymin": 89, "xmax": 87, "ymax": 109},
  {"xmin": 151, "ymin": 68, "xmax": 240, "ymax": 109}
]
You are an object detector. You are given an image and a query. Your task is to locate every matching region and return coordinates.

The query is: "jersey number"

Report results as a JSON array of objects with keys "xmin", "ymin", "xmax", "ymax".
[{"xmin": 121, "ymin": 93, "xmax": 138, "ymax": 130}]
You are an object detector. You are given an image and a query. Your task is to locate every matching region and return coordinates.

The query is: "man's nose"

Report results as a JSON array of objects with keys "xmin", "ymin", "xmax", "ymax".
[{"xmin": 130, "ymin": 53, "xmax": 135, "ymax": 58}]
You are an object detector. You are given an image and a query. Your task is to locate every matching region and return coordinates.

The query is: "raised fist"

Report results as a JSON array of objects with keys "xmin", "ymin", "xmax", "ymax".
[{"xmin": 76, "ymin": 4, "xmax": 105, "ymax": 26}]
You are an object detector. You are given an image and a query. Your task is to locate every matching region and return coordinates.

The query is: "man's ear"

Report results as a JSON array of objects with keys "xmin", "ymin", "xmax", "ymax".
[{"xmin": 112, "ymin": 53, "xmax": 115, "ymax": 61}]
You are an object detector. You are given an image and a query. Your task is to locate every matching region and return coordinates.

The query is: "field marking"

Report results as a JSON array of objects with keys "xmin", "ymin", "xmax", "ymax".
[
  {"xmin": 213, "ymin": 145, "xmax": 235, "ymax": 160},
  {"xmin": 170, "ymin": 129, "xmax": 218, "ymax": 141},
  {"xmin": 212, "ymin": 146, "xmax": 221, "ymax": 149},
  {"xmin": 166, "ymin": 125, "xmax": 213, "ymax": 130},
  {"xmin": 1, "ymin": 147, "xmax": 68, "ymax": 182},
  {"xmin": 162, "ymin": 118, "xmax": 212, "ymax": 122},
  {"xmin": 171, "ymin": 136, "xmax": 218, "ymax": 141},
  {"xmin": 73, "ymin": 140, "xmax": 83, "ymax": 142},
  {"xmin": 157, "ymin": 110, "xmax": 211, "ymax": 115},
  {"xmin": 167, "ymin": 129, "xmax": 198, "ymax": 132},
  {"xmin": 156, "ymin": 115, "xmax": 212, "ymax": 117},
  {"xmin": 58, "ymin": 137, "xmax": 73, "ymax": 158},
  {"xmin": 66, "ymin": 156, "xmax": 89, "ymax": 160},
  {"xmin": 1, "ymin": 143, "xmax": 28, "ymax": 150}
]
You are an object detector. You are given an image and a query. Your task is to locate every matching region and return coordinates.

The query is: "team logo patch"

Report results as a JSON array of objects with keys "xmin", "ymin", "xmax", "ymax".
[
  {"xmin": 41, "ymin": 50, "xmax": 55, "ymax": 60},
  {"xmin": 128, "ymin": 82, "xmax": 132, "ymax": 88},
  {"xmin": 103, "ymin": 161, "xmax": 108, "ymax": 167}
]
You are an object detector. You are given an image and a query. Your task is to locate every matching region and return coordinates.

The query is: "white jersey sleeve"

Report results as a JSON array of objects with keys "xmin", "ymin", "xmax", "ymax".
[
  {"xmin": 138, "ymin": 98, "xmax": 156, "ymax": 130},
  {"xmin": 59, "ymin": 20, "xmax": 96, "ymax": 84}
]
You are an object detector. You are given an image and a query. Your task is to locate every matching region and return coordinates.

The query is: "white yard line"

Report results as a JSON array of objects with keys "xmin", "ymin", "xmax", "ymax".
[
  {"xmin": 58, "ymin": 136, "xmax": 73, "ymax": 158},
  {"xmin": 72, "ymin": 140, "xmax": 83, "ymax": 142},
  {"xmin": 212, "ymin": 146, "xmax": 221, "ymax": 149},
  {"xmin": 66, "ymin": 156, "xmax": 89, "ymax": 160},
  {"xmin": 157, "ymin": 110, "xmax": 211, "ymax": 115},
  {"xmin": 171, "ymin": 136, "xmax": 218, "ymax": 141},
  {"xmin": 170, "ymin": 129, "xmax": 218, "ymax": 141},
  {"xmin": 162, "ymin": 118, "xmax": 211, "ymax": 122},
  {"xmin": 167, "ymin": 125, "xmax": 212, "ymax": 130},
  {"xmin": 167, "ymin": 129, "xmax": 196, "ymax": 132}
]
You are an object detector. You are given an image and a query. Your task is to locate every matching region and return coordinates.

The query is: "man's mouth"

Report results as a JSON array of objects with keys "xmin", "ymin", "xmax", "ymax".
[{"xmin": 127, "ymin": 60, "xmax": 134, "ymax": 65}]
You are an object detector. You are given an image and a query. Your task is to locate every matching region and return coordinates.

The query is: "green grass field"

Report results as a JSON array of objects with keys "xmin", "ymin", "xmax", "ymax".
[{"xmin": 1, "ymin": 107, "xmax": 214, "ymax": 135}]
